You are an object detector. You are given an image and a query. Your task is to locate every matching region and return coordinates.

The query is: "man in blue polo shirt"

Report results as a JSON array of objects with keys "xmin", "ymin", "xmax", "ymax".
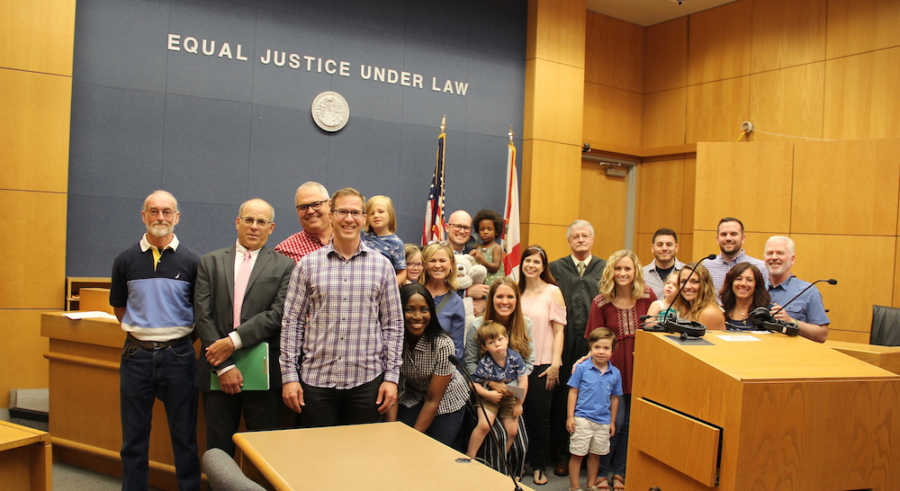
[
  {"xmin": 110, "ymin": 190, "xmax": 201, "ymax": 490},
  {"xmin": 765, "ymin": 235, "xmax": 830, "ymax": 343}
]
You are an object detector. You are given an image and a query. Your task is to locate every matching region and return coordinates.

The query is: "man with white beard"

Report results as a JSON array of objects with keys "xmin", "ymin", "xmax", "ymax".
[{"xmin": 110, "ymin": 190, "xmax": 201, "ymax": 490}]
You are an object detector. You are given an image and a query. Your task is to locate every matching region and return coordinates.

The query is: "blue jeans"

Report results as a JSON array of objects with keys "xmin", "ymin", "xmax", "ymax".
[
  {"xmin": 397, "ymin": 402, "xmax": 465, "ymax": 449},
  {"xmin": 602, "ymin": 393, "xmax": 631, "ymax": 477},
  {"xmin": 120, "ymin": 338, "xmax": 200, "ymax": 490}
]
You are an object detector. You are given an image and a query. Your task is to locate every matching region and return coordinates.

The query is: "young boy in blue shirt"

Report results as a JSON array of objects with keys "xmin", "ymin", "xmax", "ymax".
[
  {"xmin": 566, "ymin": 327, "xmax": 622, "ymax": 491},
  {"xmin": 466, "ymin": 321, "xmax": 529, "ymax": 458}
]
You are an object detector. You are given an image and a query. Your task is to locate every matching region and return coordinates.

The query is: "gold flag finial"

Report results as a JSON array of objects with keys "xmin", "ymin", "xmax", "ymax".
[
  {"xmin": 508, "ymin": 126, "xmax": 514, "ymax": 143},
  {"xmin": 440, "ymin": 115, "xmax": 446, "ymax": 133}
]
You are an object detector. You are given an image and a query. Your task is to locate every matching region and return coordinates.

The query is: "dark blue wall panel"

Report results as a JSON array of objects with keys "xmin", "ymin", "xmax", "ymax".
[{"xmin": 67, "ymin": 0, "xmax": 526, "ymax": 276}]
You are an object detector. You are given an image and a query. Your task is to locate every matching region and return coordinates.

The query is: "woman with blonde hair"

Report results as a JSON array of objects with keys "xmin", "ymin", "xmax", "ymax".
[
  {"xmin": 584, "ymin": 249, "xmax": 656, "ymax": 491},
  {"xmin": 421, "ymin": 242, "xmax": 466, "ymax": 359},
  {"xmin": 672, "ymin": 263, "xmax": 725, "ymax": 331}
]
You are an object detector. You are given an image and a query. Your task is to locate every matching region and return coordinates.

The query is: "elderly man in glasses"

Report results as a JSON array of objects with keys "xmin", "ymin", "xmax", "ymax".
[
  {"xmin": 193, "ymin": 198, "xmax": 295, "ymax": 455},
  {"xmin": 275, "ymin": 181, "xmax": 333, "ymax": 262},
  {"xmin": 280, "ymin": 187, "xmax": 403, "ymax": 427}
]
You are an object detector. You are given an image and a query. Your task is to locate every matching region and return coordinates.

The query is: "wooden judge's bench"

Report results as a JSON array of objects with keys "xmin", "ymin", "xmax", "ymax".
[{"xmin": 627, "ymin": 331, "xmax": 900, "ymax": 490}]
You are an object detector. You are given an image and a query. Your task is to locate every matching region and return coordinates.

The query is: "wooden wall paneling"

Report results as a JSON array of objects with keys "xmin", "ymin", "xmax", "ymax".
[
  {"xmin": 790, "ymin": 235, "xmax": 895, "ymax": 333},
  {"xmin": 583, "ymin": 83, "xmax": 642, "ymax": 150},
  {"xmin": 679, "ymin": 233, "xmax": 694, "ymax": 264},
  {"xmin": 0, "ymin": 191, "xmax": 66, "ymax": 309},
  {"xmin": 748, "ymin": 62, "xmax": 825, "ymax": 141},
  {"xmin": 685, "ymin": 76, "xmax": 750, "ymax": 143},
  {"xmin": 0, "ymin": 69, "xmax": 72, "ymax": 192},
  {"xmin": 0, "ymin": 0, "xmax": 76, "ymax": 75},
  {"xmin": 692, "ymin": 231, "xmax": 771, "ymax": 264},
  {"xmin": 826, "ymin": 0, "xmax": 900, "ymax": 59},
  {"xmin": 895, "ymin": 234, "xmax": 900, "ymax": 308},
  {"xmin": 687, "ymin": 0, "xmax": 753, "ymax": 85},
  {"xmin": 823, "ymin": 46, "xmax": 900, "ymax": 140},
  {"xmin": 635, "ymin": 233, "xmax": 653, "ymax": 267},
  {"xmin": 584, "ymin": 12, "xmax": 643, "ymax": 91},
  {"xmin": 524, "ymin": 223, "xmax": 571, "ymax": 263},
  {"xmin": 580, "ymin": 160, "xmax": 628, "ymax": 259},
  {"xmin": 0, "ymin": 311, "xmax": 50, "ymax": 408},
  {"xmin": 791, "ymin": 139, "xmax": 900, "ymax": 235},
  {"xmin": 693, "ymin": 142, "xmax": 792, "ymax": 233},
  {"xmin": 828, "ymin": 329, "xmax": 873, "ymax": 343},
  {"xmin": 521, "ymin": 140, "xmax": 582, "ymax": 225},
  {"xmin": 636, "ymin": 159, "xmax": 684, "ymax": 234},
  {"xmin": 750, "ymin": 0, "xmax": 827, "ymax": 73},
  {"xmin": 527, "ymin": 0, "xmax": 587, "ymax": 68},
  {"xmin": 644, "ymin": 17, "xmax": 688, "ymax": 93},
  {"xmin": 642, "ymin": 88, "xmax": 687, "ymax": 148},
  {"xmin": 524, "ymin": 58, "xmax": 585, "ymax": 145},
  {"xmin": 681, "ymin": 156, "xmax": 696, "ymax": 232}
]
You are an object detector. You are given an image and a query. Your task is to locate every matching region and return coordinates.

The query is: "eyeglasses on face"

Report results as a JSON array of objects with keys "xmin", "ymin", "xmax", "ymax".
[
  {"xmin": 296, "ymin": 200, "xmax": 328, "ymax": 212},
  {"xmin": 239, "ymin": 216, "xmax": 271, "ymax": 226},
  {"xmin": 447, "ymin": 223, "xmax": 471, "ymax": 231},
  {"xmin": 146, "ymin": 208, "xmax": 176, "ymax": 218},
  {"xmin": 332, "ymin": 208, "xmax": 364, "ymax": 219}
]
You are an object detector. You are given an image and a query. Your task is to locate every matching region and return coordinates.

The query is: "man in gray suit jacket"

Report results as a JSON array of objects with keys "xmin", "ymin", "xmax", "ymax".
[{"xmin": 194, "ymin": 198, "xmax": 295, "ymax": 455}]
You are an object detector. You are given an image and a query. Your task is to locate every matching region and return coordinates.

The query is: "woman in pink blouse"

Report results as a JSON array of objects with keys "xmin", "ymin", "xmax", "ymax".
[
  {"xmin": 585, "ymin": 249, "xmax": 656, "ymax": 491},
  {"xmin": 518, "ymin": 245, "xmax": 566, "ymax": 485}
]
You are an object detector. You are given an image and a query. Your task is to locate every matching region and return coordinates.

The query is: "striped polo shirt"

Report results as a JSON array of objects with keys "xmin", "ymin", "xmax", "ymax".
[{"xmin": 110, "ymin": 234, "xmax": 199, "ymax": 341}]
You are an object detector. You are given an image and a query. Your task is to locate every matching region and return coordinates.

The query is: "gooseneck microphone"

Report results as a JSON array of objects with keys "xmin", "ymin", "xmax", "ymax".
[
  {"xmin": 647, "ymin": 254, "xmax": 717, "ymax": 339},
  {"xmin": 770, "ymin": 278, "xmax": 837, "ymax": 318},
  {"xmin": 448, "ymin": 355, "xmax": 522, "ymax": 491}
]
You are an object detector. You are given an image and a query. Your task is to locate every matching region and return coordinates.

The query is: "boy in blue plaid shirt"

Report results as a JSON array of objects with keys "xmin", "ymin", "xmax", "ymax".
[{"xmin": 465, "ymin": 322, "xmax": 529, "ymax": 458}]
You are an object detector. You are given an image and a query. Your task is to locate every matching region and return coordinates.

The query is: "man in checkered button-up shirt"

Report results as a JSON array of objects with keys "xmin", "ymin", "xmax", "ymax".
[{"xmin": 280, "ymin": 188, "xmax": 403, "ymax": 427}]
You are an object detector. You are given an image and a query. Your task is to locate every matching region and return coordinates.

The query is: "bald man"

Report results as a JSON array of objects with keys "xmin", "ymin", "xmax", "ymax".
[
  {"xmin": 444, "ymin": 209, "xmax": 477, "ymax": 254},
  {"xmin": 275, "ymin": 181, "xmax": 333, "ymax": 262},
  {"xmin": 110, "ymin": 190, "xmax": 201, "ymax": 489},
  {"xmin": 194, "ymin": 198, "xmax": 295, "ymax": 455}
]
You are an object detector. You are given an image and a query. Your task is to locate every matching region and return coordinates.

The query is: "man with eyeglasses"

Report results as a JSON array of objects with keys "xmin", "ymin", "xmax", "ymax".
[
  {"xmin": 274, "ymin": 181, "xmax": 333, "ymax": 262},
  {"xmin": 280, "ymin": 187, "xmax": 403, "ymax": 427},
  {"xmin": 193, "ymin": 198, "xmax": 295, "ymax": 454},
  {"xmin": 444, "ymin": 210, "xmax": 478, "ymax": 254},
  {"xmin": 109, "ymin": 190, "xmax": 201, "ymax": 490}
]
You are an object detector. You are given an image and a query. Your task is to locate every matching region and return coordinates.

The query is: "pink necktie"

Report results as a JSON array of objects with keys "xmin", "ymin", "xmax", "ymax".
[{"xmin": 233, "ymin": 250, "xmax": 251, "ymax": 329}]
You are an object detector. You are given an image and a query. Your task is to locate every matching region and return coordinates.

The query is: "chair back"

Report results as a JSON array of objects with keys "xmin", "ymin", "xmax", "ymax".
[
  {"xmin": 201, "ymin": 448, "xmax": 265, "ymax": 491},
  {"xmin": 870, "ymin": 305, "xmax": 900, "ymax": 346}
]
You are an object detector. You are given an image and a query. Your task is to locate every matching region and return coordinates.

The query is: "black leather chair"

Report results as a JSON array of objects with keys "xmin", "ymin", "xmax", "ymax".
[
  {"xmin": 201, "ymin": 448, "xmax": 265, "ymax": 491},
  {"xmin": 870, "ymin": 305, "xmax": 900, "ymax": 346}
]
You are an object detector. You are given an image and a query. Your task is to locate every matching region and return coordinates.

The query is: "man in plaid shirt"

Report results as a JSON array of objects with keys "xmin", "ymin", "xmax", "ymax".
[
  {"xmin": 274, "ymin": 181, "xmax": 333, "ymax": 262},
  {"xmin": 280, "ymin": 187, "xmax": 403, "ymax": 426}
]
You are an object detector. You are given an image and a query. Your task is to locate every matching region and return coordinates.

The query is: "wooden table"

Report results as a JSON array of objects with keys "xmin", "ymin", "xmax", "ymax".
[
  {"xmin": 234, "ymin": 422, "xmax": 532, "ymax": 491},
  {"xmin": 0, "ymin": 420, "xmax": 52, "ymax": 490},
  {"xmin": 627, "ymin": 331, "xmax": 900, "ymax": 491},
  {"xmin": 826, "ymin": 339, "xmax": 900, "ymax": 374}
]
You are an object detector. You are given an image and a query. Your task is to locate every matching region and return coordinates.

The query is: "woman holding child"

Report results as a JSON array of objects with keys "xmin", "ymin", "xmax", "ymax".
[
  {"xmin": 518, "ymin": 245, "xmax": 566, "ymax": 486},
  {"xmin": 388, "ymin": 283, "xmax": 469, "ymax": 447},
  {"xmin": 464, "ymin": 278, "xmax": 534, "ymax": 476},
  {"xmin": 584, "ymin": 249, "xmax": 656, "ymax": 491}
]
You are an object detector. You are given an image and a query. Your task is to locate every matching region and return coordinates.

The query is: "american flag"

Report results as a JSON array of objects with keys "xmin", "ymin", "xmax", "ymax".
[{"xmin": 421, "ymin": 118, "xmax": 447, "ymax": 245}]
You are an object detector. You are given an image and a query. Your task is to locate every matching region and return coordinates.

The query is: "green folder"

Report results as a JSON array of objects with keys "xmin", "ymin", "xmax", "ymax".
[{"xmin": 210, "ymin": 342, "xmax": 270, "ymax": 391}]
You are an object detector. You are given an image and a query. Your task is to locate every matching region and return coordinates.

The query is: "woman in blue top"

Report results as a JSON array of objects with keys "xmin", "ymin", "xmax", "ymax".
[{"xmin": 421, "ymin": 242, "xmax": 466, "ymax": 360}]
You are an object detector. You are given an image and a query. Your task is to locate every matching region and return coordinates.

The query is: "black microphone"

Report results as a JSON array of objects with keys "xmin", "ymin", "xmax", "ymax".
[
  {"xmin": 748, "ymin": 306, "xmax": 799, "ymax": 336},
  {"xmin": 661, "ymin": 254, "xmax": 716, "ymax": 336},
  {"xmin": 770, "ymin": 278, "xmax": 837, "ymax": 318},
  {"xmin": 448, "ymin": 355, "xmax": 522, "ymax": 491}
]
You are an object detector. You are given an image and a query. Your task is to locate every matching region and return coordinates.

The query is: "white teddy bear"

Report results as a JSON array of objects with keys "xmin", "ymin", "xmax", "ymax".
[{"xmin": 454, "ymin": 254, "xmax": 487, "ymax": 330}]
